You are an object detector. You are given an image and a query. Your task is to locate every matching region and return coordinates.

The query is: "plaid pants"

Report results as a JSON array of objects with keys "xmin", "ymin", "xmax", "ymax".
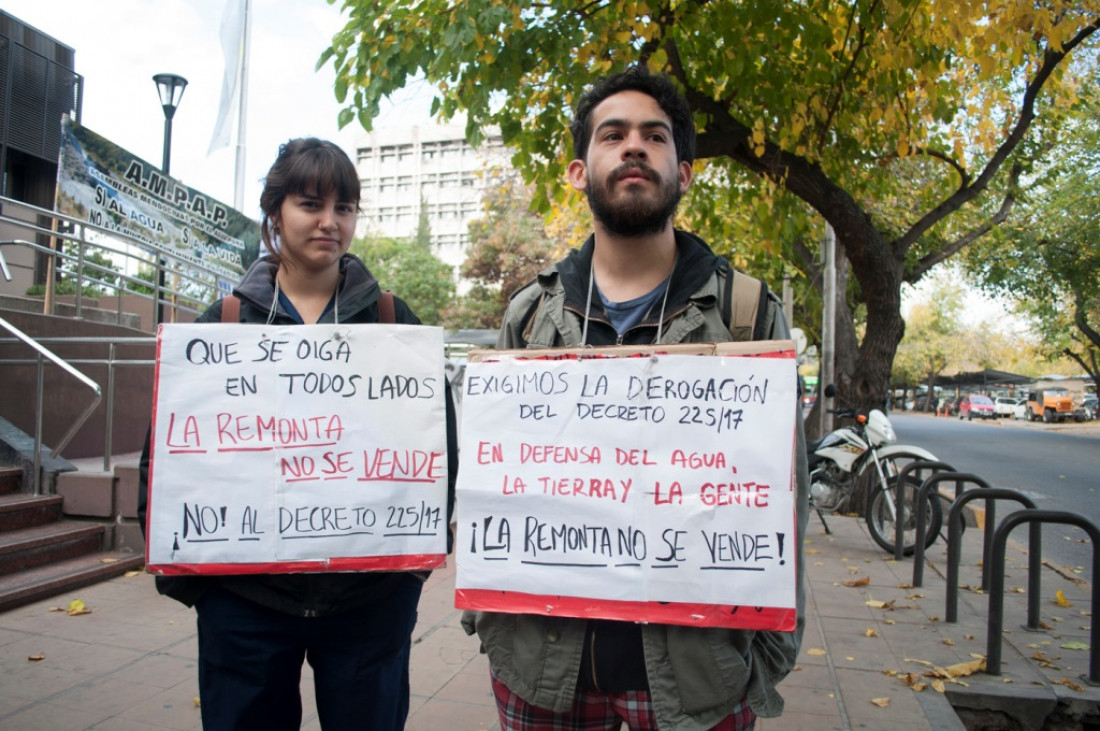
[{"xmin": 491, "ymin": 673, "xmax": 756, "ymax": 731}]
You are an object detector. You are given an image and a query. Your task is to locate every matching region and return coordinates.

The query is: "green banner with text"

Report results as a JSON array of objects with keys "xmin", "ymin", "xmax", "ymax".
[{"xmin": 55, "ymin": 117, "xmax": 260, "ymax": 280}]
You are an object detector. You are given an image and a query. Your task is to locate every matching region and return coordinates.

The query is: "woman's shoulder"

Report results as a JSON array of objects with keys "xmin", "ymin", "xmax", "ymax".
[
  {"xmin": 195, "ymin": 299, "xmax": 223, "ymax": 323},
  {"xmin": 388, "ymin": 293, "xmax": 422, "ymax": 325}
]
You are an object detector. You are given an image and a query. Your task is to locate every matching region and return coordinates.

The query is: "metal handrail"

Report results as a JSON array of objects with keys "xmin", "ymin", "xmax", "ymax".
[
  {"xmin": 0, "ymin": 237, "xmax": 211, "ymax": 323},
  {"xmin": 0, "ymin": 195, "xmax": 216, "ymax": 482},
  {"xmin": 0, "ymin": 314, "xmax": 101, "ymax": 493},
  {"xmin": 0, "ymin": 196, "xmax": 229, "ymax": 328},
  {"xmin": 0, "ymin": 335, "xmax": 156, "ymax": 474}
]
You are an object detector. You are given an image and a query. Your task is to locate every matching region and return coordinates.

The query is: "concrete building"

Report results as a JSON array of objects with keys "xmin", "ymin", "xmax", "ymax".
[{"xmin": 353, "ymin": 124, "xmax": 511, "ymax": 273}]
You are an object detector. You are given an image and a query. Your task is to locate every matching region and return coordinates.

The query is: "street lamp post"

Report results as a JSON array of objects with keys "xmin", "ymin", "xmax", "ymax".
[{"xmin": 152, "ymin": 73, "xmax": 187, "ymax": 326}]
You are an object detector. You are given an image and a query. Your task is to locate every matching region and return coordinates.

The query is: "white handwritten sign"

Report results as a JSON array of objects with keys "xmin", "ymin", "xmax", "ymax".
[
  {"xmin": 454, "ymin": 342, "xmax": 798, "ymax": 631},
  {"xmin": 146, "ymin": 323, "xmax": 448, "ymax": 575}
]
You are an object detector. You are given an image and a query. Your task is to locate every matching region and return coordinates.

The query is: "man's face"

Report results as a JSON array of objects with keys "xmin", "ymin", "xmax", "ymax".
[{"xmin": 569, "ymin": 90, "xmax": 691, "ymax": 237}]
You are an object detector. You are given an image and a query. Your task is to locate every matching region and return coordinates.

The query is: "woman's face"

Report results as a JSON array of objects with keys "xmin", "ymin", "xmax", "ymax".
[{"xmin": 273, "ymin": 191, "xmax": 357, "ymax": 273}]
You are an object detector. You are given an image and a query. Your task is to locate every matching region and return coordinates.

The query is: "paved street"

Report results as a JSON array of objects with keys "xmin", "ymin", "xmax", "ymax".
[{"xmin": 891, "ymin": 412, "xmax": 1100, "ymax": 572}]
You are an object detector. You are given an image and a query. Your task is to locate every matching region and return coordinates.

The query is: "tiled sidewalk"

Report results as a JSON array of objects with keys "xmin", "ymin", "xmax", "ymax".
[{"xmin": 0, "ymin": 513, "xmax": 1094, "ymax": 729}]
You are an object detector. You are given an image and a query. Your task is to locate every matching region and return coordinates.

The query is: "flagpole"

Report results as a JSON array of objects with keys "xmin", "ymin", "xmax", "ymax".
[{"xmin": 233, "ymin": 0, "xmax": 251, "ymax": 211}]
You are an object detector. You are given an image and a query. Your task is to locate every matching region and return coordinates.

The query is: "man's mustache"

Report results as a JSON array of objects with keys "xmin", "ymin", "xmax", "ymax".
[{"xmin": 610, "ymin": 161, "xmax": 658, "ymax": 184}]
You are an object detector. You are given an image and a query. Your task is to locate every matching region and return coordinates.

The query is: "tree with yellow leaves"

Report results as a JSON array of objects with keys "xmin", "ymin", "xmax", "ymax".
[{"xmin": 321, "ymin": 0, "xmax": 1100, "ymax": 417}]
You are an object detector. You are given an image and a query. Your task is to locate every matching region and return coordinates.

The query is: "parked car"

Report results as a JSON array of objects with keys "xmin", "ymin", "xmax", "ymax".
[
  {"xmin": 1011, "ymin": 399, "xmax": 1028, "ymax": 420},
  {"xmin": 958, "ymin": 394, "xmax": 996, "ymax": 420},
  {"xmin": 993, "ymin": 396, "xmax": 1024, "ymax": 419},
  {"xmin": 1080, "ymin": 394, "xmax": 1098, "ymax": 421}
]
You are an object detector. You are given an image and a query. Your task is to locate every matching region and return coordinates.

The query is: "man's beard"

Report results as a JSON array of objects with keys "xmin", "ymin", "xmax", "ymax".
[{"xmin": 586, "ymin": 161, "xmax": 682, "ymax": 237}]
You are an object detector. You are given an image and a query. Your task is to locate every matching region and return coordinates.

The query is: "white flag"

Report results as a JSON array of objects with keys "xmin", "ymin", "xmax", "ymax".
[{"xmin": 208, "ymin": 0, "xmax": 245, "ymax": 154}]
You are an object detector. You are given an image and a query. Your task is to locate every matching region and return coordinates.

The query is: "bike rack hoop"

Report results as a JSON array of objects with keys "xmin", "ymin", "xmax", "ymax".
[
  {"xmin": 913, "ymin": 472, "xmax": 989, "ymax": 586},
  {"xmin": 986, "ymin": 510, "xmax": 1099, "ymax": 685},
  {"xmin": 944, "ymin": 488, "xmax": 1038, "ymax": 624},
  {"xmin": 893, "ymin": 460, "xmax": 956, "ymax": 562}
]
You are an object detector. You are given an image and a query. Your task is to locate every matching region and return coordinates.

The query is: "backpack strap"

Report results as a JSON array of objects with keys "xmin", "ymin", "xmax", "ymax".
[
  {"xmin": 221, "ymin": 294, "xmax": 240, "ymax": 323},
  {"xmin": 519, "ymin": 290, "xmax": 546, "ymax": 345},
  {"xmin": 749, "ymin": 272, "xmax": 770, "ymax": 341},
  {"xmin": 377, "ymin": 290, "xmax": 395, "ymax": 323},
  {"xmin": 723, "ymin": 265, "xmax": 768, "ymax": 342}
]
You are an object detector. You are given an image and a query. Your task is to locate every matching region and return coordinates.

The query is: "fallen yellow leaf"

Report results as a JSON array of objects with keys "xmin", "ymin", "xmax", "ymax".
[
  {"xmin": 193, "ymin": 697, "xmax": 202, "ymax": 707},
  {"xmin": 124, "ymin": 570, "xmax": 141, "ymax": 578},
  {"xmin": 1057, "ymin": 677, "xmax": 1085, "ymax": 692},
  {"xmin": 27, "ymin": 653, "xmax": 44, "ymax": 662},
  {"xmin": 1055, "ymin": 590, "xmax": 1073, "ymax": 608},
  {"xmin": 1032, "ymin": 652, "xmax": 1061, "ymax": 669},
  {"xmin": 870, "ymin": 697, "xmax": 891, "ymax": 708},
  {"xmin": 931, "ymin": 680, "xmax": 946, "ymax": 693},
  {"xmin": 844, "ymin": 577, "xmax": 870, "ymax": 587},
  {"xmin": 99, "ymin": 557, "xmax": 119, "ymax": 563},
  {"xmin": 927, "ymin": 658, "xmax": 985, "ymax": 679},
  {"xmin": 807, "ymin": 648, "xmax": 827, "ymax": 656},
  {"xmin": 942, "ymin": 639, "xmax": 955, "ymax": 646},
  {"xmin": 865, "ymin": 628, "xmax": 879, "ymax": 637},
  {"xmin": 67, "ymin": 599, "xmax": 91, "ymax": 616}
]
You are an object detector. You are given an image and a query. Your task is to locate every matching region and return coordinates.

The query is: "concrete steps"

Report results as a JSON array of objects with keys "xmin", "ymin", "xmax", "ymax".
[
  {"xmin": 0, "ymin": 466, "xmax": 22, "ymax": 494},
  {"xmin": 0, "ymin": 520, "xmax": 108, "ymax": 575},
  {"xmin": 0, "ymin": 551, "xmax": 144, "ymax": 612},
  {"xmin": 0, "ymin": 493, "xmax": 62, "ymax": 532},
  {"xmin": 0, "ymin": 462, "xmax": 145, "ymax": 612}
]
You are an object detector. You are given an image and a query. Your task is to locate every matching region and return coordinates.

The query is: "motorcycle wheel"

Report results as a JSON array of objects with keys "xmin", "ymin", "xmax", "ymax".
[{"xmin": 866, "ymin": 475, "xmax": 943, "ymax": 555}]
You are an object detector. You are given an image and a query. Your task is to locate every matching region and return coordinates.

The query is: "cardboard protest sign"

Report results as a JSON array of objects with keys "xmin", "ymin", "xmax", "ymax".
[
  {"xmin": 146, "ymin": 323, "xmax": 448, "ymax": 575},
  {"xmin": 454, "ymin": 341, "xmax": 799, "ymax": 631}
]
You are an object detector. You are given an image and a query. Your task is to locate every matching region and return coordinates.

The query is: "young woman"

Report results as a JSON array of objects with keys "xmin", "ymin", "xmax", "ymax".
[{"xmin": 139, "ymin": 138, "xmax": 458, "ymax": 730}]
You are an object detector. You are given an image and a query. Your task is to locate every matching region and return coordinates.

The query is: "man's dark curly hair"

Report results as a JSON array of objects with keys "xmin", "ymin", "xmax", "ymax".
[{"xmin": 570, "ymin": 66, "xmax": 695, "ymax": 165}]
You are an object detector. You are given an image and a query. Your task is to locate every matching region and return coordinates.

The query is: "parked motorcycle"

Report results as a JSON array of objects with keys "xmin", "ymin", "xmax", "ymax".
[{"xmin": 808, "ymin": 388, "xmax": 942, "ymax": 554}]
